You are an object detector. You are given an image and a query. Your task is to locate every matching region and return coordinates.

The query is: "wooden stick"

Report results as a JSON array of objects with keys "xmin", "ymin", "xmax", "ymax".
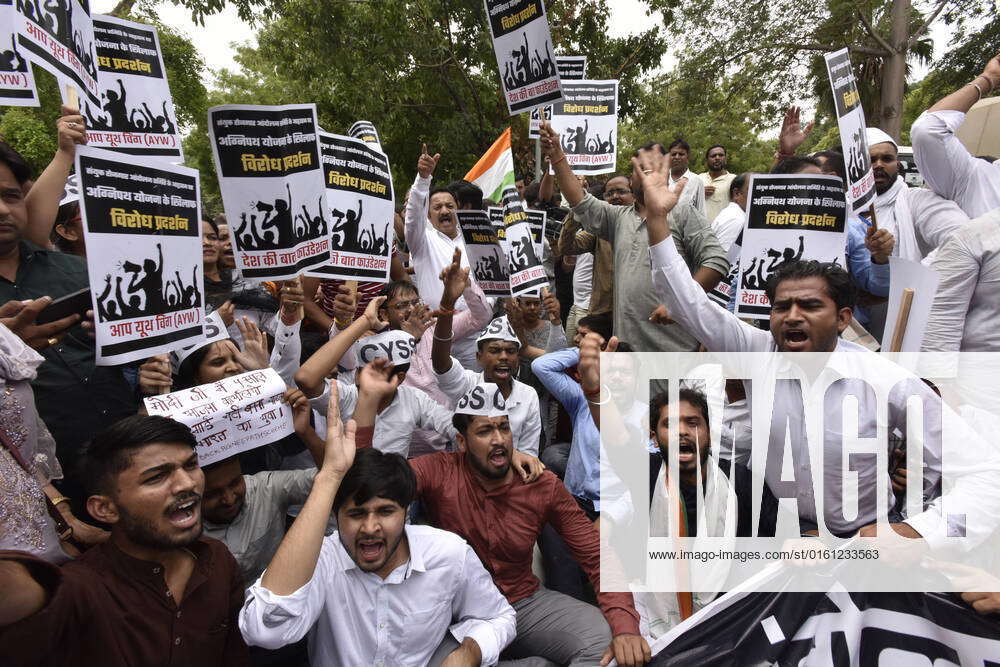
[
  {"xmin": 889, "ymin": 287, "xmax": 914, "ymax": 353},
  {"xmin": 335, "ymin": 280, "xmax": 359, "ymax": 329},
  {"xmin": 64, "ymin": 84, "xmax": 79, "ymax": 112},
  {"xmin": 867, "ymin": 202, "xmax": 879, "ymax": 232}
]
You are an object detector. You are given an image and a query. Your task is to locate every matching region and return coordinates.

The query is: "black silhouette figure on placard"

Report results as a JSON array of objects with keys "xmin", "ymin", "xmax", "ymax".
[
  {"xmin": 97, "ymin": 246, "xmax": 201, "ymax": 322},
  {"xmin": 83, "ymin": 79, "xmax": 176, "ymax": 135},
  {"xmin": 331, "ymin": 198, "xmax": 363, "ymax": 251},
  {"xmin": 0, "ymin": 34, "xmax": 27, "ymax": 73},
  {"xmin": 847, "ymin": 129, "xmax": 870, "ymax": 185},
  {"xmin": 101, "ymin": 79, "xmax": 129, "ymax": 129},
  {"xmin": 562, "ymin": 119, "xmax": 589, "ymax": 155},
  {"xmin": 258, "ymin": 183, "xmax": 295, "ymax": 244},
  {"xmin": 503, "ymin": 33, "xmax": 556, "ymax": 90},
  {"xmin": 741, "ymin": 236, "xmax": 805, "ymax": 290},
  {"xmin": 508, "ymin": 234, "xmax": 540, "ymax": 272},
  {"xmin": 19, "ymin": 0, "xmax": 97, "ymax": 80},
  {"xmin": 475, "ymin": 248, "xmax": 508, "ymax": 282},
  {"xmin": 237, "ymin": 186, "xmax": 328, "ymax": 253},
  {"xmin": 295, "ymin": 195, "xmax": 328, "ymax": 240}
]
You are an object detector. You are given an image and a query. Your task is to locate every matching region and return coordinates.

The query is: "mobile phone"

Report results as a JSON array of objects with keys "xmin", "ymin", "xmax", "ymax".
[{"xmin": 35, "ymin": 288, "xmax": 91, "ymax": 325}]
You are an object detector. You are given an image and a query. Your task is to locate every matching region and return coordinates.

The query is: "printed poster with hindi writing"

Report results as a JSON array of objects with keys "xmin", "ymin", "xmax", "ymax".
[
  {"xmin": 825, "ymin": 48, "xmax": 876, "ymax": 213},
  {"xmin": 78, "ymin": 14, "xmax": 181, "ymax": 160},
  {"xmin": 458, "ymin": 210, "xmax": 510, "ymax": 297},
  {"xmin": 75, "ymin": 145, "xmax": 205, "ymax": 365},
  {"xmin": 1, "ymin": 0, "xmax": 39, "ymax": 106},
  {"xmin": 734, "ymin": 174, "xmax": 847, "ymax": 320},
  {"xmin": 499, "ymin": 187, "xmax": 547, "ymax": 296},
  {"xmin": 144, "ymin": 368, "xmax": 292, "ymax": 466},
  {"xmin": 548, "ymin": 79, "xmax": 618, "ymax": 175},
  {"xmin": 529, "ymin": 55, "xmax": 586, "ymax": 138},
  {"xmin": 305, "ymin": 132, "xmax": 394, "ymax": 282},
  {"xmin": 208, "ymin": 103, "xmax": 331, "ymax": 280},
  {"xmin": 485, "ymin": 0, "xmax": 562, "ymax": 115},
  {"xmin": 489, "ymin": 205, "xmax": 545, "ymax": 258},
  {"xmin": 15, "ymin": 0, "xmax": 99, "ymax": 100}
]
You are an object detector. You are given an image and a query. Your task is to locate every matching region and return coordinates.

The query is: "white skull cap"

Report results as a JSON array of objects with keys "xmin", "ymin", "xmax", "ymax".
[{"xmin": 454, "ymin": 382, "xmax": 508, "ymax": 417}]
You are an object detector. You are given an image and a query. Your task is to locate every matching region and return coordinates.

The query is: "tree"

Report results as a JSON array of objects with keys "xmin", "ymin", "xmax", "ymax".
[
  {"xmin": 648, "ymin": 0, "xmax": 992, "ymax": 141},
  {"xmin": 185, "ymin": 0, "xmax": 667, "ymax": 195}
]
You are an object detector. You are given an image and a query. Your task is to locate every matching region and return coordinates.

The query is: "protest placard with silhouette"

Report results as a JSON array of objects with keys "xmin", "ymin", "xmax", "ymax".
[
  {"xmin": 0, "ymin": 0, "xmax": 38, "ymax": 106},
  {"xmin": 209, "ymin": 104, "xmax": 330, "ymax": 280},
  {"xmin": 485, "ymin": 0, "xmax": 563, "ymax": 115},
  {"xmin": 549, "ymin": 79, "xmax": 618, "ymax": 175},
  {"xmin": 307, "ymin": 131, "xmax": 394, "ymax": 282},
  {"xmin": 76, "ymin": 146, "xmax": 206, "ymax": 365},
  {"xmin": 14, "ymin": 0, "xmax": 98, "ymax": 97},
  {"xmin": 459, "ymin": 209, "xmax": 510, "ymax": 297},
  {"xmin": 825, "ymin": 48, "xmax": 875, "ymax": 212}
]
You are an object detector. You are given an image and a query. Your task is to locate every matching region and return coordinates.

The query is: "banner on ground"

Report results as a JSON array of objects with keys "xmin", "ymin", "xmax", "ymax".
[
  {"xmin": 348, "ymin": 120, "xmax": 382, "ymax": 151},
  {"xmin": 824, "ymin": 48, "xmax": 876, "ymax": 213},
  {"xmin": 485, "ymin": 0, "xmax": 562, "ymax": 115},
  {"xmin": 489, "ymin": 205, "xmax": 545, "ymax": 258},
  {"xmin": 466, "ymin": 127, "xmax": 516, "ymax": 203},
  {"xmin": 548, "ymin": 79, "xmax": 618, "ymax": 175},
  {"xmin": 0, "ymin": 0, "xmax": 38, "ymax": 106},
  {"xmin": 734, "ymin": 174, "xmax": 847, "ymax": 320},
  {"xmin": 529, "ymin": 55, "xmax": 586, "ymax": 138},
  {"xmin": 458, "ymin": 210, "xmax": 510, "ymax": 297},
  {"xmin": 208, "ymin": 103, "xmax": 330, "ymax": 280},
  {"xmin": 144, "ymin": 368, "xmax": 292, "ymax": 466},
  {"xmin": 649, "ymin": 563, "xmax": 1000, "ymax": 665},
  {"xmin": 499, "ymin": 187, "xmax": 547, "ymax": 296},
  {"xmin": 78, "ymin": 15, "xmax": 181, "ymax": 160},
  {"xmin": 76, "ymin": 145, "xmax": 204, "ymax": 365},
  {"xmin": 305, "ymin": 132, "xmax": 394, "ymax": 282},
  {"xmin": 15, "ymin": 0, "xmax": 99, "ymax": 100}
]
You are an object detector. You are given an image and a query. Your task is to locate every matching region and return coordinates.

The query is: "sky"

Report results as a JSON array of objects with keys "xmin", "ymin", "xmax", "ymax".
[{"xmin": 91, "ymin": 0, "xmax": 948, "ymax": 89}]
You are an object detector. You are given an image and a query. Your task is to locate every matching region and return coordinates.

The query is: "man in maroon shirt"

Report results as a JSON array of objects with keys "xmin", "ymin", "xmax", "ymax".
[
  {"xmin": 353, "ymin": 370, "xmax": 650, "ymax": 666},
  {"xmin": 0, "ymin": 415, "xmax": 249, "ymax": 667}
]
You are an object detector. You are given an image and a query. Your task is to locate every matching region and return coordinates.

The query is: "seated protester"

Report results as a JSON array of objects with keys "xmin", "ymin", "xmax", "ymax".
[
  {"xmin": 0, "ymin": 415, "xmax": 249, "ymax": 667},
  {"xmin": 352, "ymin": 381, "xmax": 650, "ymax": 667},
  {"xmin": 910, "ymin": 52, "xmax": 1000, "ymax": 219},
  {"xmin": 630, "ymin": 146, "xmax": 1000, "ymax": 546},
  {"xmin": 294, "ymin": 297, "xmax": 458, "ymax": 457},
  {"xmin": 0, "ymin": 141, "xmax": 138, "ymax": 493},
  {"xmin": 239, "ymin": 394, "xmax": 516, "ymax": 667},
  {"xmin": 432, "ymin": 311, "xmax": 543, "ymax": 457},
  {"xmin": 139, "ymin": 316, "xmax": 318, "ymax": 475},
  {"xmin": 639, "ymin": 388, "xmax": 778, "ymax": 640},
  {"xmin": 506, "ymin": 288, "xmax": 568, "ymax": 449},
  {"xmin": 0, "ymin": 317, "xmax": 107, "ymax": 563},
  {"xmin": 431, "ymin": 258, "xmax": 543, "ymax": 456}
]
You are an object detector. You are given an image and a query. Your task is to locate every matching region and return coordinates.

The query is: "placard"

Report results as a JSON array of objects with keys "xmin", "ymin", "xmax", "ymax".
[
  {"xmin": 548, "ymin": 79, "xmax": 618, "ymax": 174},
  {"xmin": 485, "ymin": 0, "xmax": 563, "ymax": 115},
  {"xmin": 499, "ymin": 186, "xmax": 547, "ymax": 296},
  {"xmin": 0, "ymin": 0, "xmax": 38, "ymax": 106},
  {"xmin": 528, "ymin": 55, "xmax": 585, "ymax": 138},
  {"xmin": 458, "ymin": 209, "xmax": 510, "ymax": 297},
  {"xmin": 824, "ymin": 48, "xmax": 876, "ymax": 213},
  {"xmin": 15, "ymin": 0, "xmax": 99, "ymax": 99}
]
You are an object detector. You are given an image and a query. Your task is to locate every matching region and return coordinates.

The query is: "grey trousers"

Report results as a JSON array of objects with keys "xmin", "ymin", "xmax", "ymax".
[{"xmin": 428, "ymin": 587, "xmax": 610, "ymax": 667}]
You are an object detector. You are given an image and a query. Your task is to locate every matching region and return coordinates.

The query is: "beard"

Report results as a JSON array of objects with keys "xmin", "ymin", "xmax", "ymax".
[
  {"xmin": 467, "ymin": 449, "xmax": 510, "ymax": 480},
  {"xmin": 118, "ymin": 502, "xmax": 202, "ymax": 551}
]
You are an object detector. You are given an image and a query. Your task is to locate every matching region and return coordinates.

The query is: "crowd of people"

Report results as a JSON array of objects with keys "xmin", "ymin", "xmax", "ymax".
[{"xmin": 0, "ymin": 50, "xmax": 999, "ymax": 667}]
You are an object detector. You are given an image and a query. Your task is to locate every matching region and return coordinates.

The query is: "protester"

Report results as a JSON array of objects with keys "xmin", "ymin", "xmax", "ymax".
[
  {"xmin": 698, "ymin": 145, "xmax": 736, "ymax": 223},
  {"xmin": 353, "ymin": 381, "xmax": 651, "ymax": 667},
  {"xmin": 240, "ymin": 389, "xmax": 516, "ymax": 666},
  {"xmin": 911, "ymin": 52, "xmax": 1000, "ymax": 218},
  {"xmin": 666, "ymin": 138, "xmax": 706, "ymax": 216},
  {"xmin": 541, "ymin": 122, "xmax": 729, "ymax": 352},
  {"xmin": 0, "ymin": 415, "xmax": 250, "ymax": 666},
  {"xmin": 710, "ymin": 172, "xmax": 749, "ymax": 252}
]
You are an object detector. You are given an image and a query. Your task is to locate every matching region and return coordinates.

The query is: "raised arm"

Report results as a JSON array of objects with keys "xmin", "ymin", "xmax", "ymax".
[
  {"xmin": 430, "ymin": 248, "xmax": 468, "ymax": 375},
  {"xmin": 24, "ymin": 106, "xmax": 87, "ymax": 249},
  {"xmin": 539, "ymin": 121, "xmax": 586, "ymax": 207},
  {"xmin": 929, "ymin": 52, "xmax": 999, "ymax": 114},
  {"xmin": 404, "ymin": 144, "xmax": 440, "ymax": 257},
  {"xmin": 294, "ymin": 296, "xmax": 387, "ymax": 397}
]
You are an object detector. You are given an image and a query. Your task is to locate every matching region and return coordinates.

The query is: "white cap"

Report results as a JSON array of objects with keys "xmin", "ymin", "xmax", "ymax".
[
  {"xmin": 476, "ymin": 316, "xmax": 520, "ymax": 346},
  {"xmin": 865, "ymin": 127, "xmax": 897, "ymax": 150},
  {"xmin": 454, "ymin": 382, "xmax": 508, "ymax": 417},
  {"xmin": 356, "ymin": 329, "xmax": 416, "ymax": 367},
  {"xmin": 170, "ymin": 310, "xmax": 230, "ymax": 373}
]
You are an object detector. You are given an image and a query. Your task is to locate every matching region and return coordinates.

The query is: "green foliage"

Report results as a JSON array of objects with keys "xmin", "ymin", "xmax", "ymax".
[
  {"xmin": 0, "ymin": 71, "xmax": 61, "ymax": 176},
  {"xmin": 189, "ymin": 0, "xmax": 667, "ymax": 197}
]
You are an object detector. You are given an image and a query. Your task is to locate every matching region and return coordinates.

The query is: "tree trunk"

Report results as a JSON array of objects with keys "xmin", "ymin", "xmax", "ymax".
[{"xmin": 879, "ymin": 0, "xmax": 911, "ymax": 141}]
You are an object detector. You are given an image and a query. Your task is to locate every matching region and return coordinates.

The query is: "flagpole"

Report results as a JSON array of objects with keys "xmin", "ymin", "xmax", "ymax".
[{"xmin": 534, "ymin": 105, "xmax": 544, "ymax": 183}]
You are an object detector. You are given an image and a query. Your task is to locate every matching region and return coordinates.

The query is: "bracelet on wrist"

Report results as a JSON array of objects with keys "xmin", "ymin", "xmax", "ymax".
[
  {"xmin": 587, "ymin": 385, "xmax": 612, "ymax": 406},
  {"xmin": 551, "ymin": 154, "xmax": 566, "ymax": 167},
  {"xmin": 432, "ymin": 332, "xmax": 454, "ymax": 342}
]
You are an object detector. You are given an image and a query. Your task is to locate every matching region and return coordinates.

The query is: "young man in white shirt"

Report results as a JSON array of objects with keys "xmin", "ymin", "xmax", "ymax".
[
  {"xmin": 666, "ymin": 138, "xmax": 706, "ymax": 217},
  {"xmin": 910, "ymin": 51, "xmax": 1000, "ymax": 219},
  {"xmin": 710, "ymin": 172, "xmax": 749, "ymax": 253},
  {"xmin": 240, "ymin": 393, "xmax": 516, "ymax": 666},
  {"xmin": 698, "ymin": 145, "xmax": 736, "ymax": 223}
]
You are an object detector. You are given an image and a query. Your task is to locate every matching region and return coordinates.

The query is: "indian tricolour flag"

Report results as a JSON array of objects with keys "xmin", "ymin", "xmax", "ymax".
[{"xmin": 465, "ymin": 128, "xmax": 515, "ymax": 202}]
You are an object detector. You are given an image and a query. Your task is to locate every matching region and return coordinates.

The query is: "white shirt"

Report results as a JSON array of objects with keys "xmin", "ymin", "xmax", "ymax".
[
  {"xmin": 649, "ymin": 237, "xmax": 1000, "ymax": 547},
  {"xmin": 308, "ymin": 381, "xmax": 457, "ymax": 457},
  {"xmin": 404, "ymin": 174, "xmax": 481, "ymax": 370},
  {"xmin": 911, "ymin": 110, "xmax": 1000, "ymax": 219},
  {"xmin": 710, "ymin": 201, "xmax": 745, "ymax": 253},
  {"xmin": 669, "ymin": 169, "xmax": 706, "ymax": 217},
  {"xmin": 923, "ymin": 208, "xmax": 1000, "ymax": 351},
  {"xmin": 572, "ymin": 252, "xmax": 594, "ymax": 309},
  {"xmin": 239, "ymin": 524, "xmax": 516, "ymax": 666},
  {"xmin": 435, "ymin": 356, "xmax": 542, "ymax": 456}
]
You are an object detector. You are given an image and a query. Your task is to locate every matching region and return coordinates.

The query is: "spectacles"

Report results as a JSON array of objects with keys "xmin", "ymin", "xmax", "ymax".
[
  {"xmin": 605, "ymin": 189, "xmax": 632, "ymax": 197},
  {"xmin": 387, "ymin": 299, "xmax": 419, "ymax": 311}
]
